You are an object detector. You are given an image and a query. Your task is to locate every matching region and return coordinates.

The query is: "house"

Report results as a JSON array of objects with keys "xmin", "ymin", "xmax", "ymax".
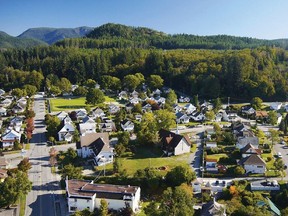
[
  {"xmin": 90, "ymin": 108, "xmax": 105, "ymax": 119},
  {"xmin": 17, "ymin": 97, "xmax": 27, "ymax": 107},
  {"xmin": 205, "ymin": 158, "xmax": 218, "ymax": 172},
  {"xmin": 12, "ymin": 103, "xmax": 25, "ymax": 114},
  {"xmin": 118, "ymin": 91, "xmax": 128, "ymax": 100},
  {"xmin": 159, "ymin": 129, "xmax": 191, "ymax": 156},
  {"xmin": 206, "ymin": 141, "xmax": 217, "ymax": 149},
  {"xmin": 76, "ymin": 132, "xmax": 113, "ymax": 166},
  {"xmin": 58, "ymin": 123, "xmax": 75, "ymax": 142},
  {"xmin": 241, "ymin": 143, "xmax": 262, "ymax": 158},
  {"xmin": 108, "ymin": 104, "xmax": 120, "ymax": 114},
  {"xmin": 129, "ymin": 97, "xmax": 141, "ymax": 105},
  {"xmin": 270, "ymin": 102, "xmax": 282, "ymax": 111},
  {"xmin": 79, "ymin": 118, "xmax": 96, "ymax": 136},
  {"xmin": 176, "ymin": 112, "xmax": 190, "ymax": 124},
  {"xmin": 121, "ymin": 120, "xmax": 134, "ymax": 132},
  {"xmin": 184, "ymin": 103, "xmax": 196, "ymax": 114},
  {"xmin": 99, "ymin": 117, "xmax": 115, "ymax": 132},
  {"xmin": 142, "ymin": 103, "xmax": 152, "ymax": 113},
  {"xmin": 66, "ymin": 179, "xmax": 141, "ymax": 213},
  {"xmin": 63, "ymin": 116, "xmax": 72, "ymax": 124},
  {"xmin": 206, "ymin": 128, "xmax": 216, "ymax": 140},
  {"xmin": 131, "ymin": 90, "xmax": 139, "ymax": 98},
  {"xmin": 0, "ymin": 107, "xmax": 7, "ymax": 116},
  {"xmin": 153, "ymin": 89, "xmax": 162, "ymax": 96},
  {"xmin": 178, "ymin": 96, "xmax": 190, "ymax": 103},
  {"xmin": 241, "ymin": 106, "xmax": 256, "ymax": 115},
  {"xmin": 56, "ymin": 111, "xmax": 68, "ymax": 121},
  {"xmin": 173, "ymin": 104, "xmax": 182, "ymax": 113},
  {"xmin": 125, "ymin": 103, "xmax": 135, "ymax": 113},
  {"xmin": 254, "ymin": 111, "xmax": 268, "ymax": 121},
  {"xmin": 190, "ymin": 112, "xmax": 205, "ymax": 122},
  {"xmin": 1, "ymin": 98, "xmax": 12, "ymax": 107},
  {"xmin": 135, "ymin": 114, "xmax": 142, "ymax": 122},
  {"xmin": 239, "ymin": 154, "xmax": 266, "ymax": 174},
  {"xmin": 75, "ymin": 109, "xmax": 87, "ymax": 121},
  {"xmin": 250, "ymin": 180, "xmax": 280, "ymax": 191},
  {"xmin": 236, "ymin": 135, "xmax": 259, "ymax": 149},
  {"xmin": 1, "ymin": 129, "xmax": 21, "ymax": 148}
]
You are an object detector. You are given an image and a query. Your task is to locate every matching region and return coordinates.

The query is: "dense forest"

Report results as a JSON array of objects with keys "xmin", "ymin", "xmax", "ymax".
[{"xmin": 1, "ymin": 23, "xmax": 288, "ymax": 101}]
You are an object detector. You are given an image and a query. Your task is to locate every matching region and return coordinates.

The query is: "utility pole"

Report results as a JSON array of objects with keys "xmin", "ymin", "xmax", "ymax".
[{"xmin": 227, "ymin": 97, "xmax": 230, "ymax": 110}]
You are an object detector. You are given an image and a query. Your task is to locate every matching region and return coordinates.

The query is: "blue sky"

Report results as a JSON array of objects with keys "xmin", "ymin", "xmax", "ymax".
[{"xmin": 0, "ymin": 0, "xmax": 287, "ymax": 39}]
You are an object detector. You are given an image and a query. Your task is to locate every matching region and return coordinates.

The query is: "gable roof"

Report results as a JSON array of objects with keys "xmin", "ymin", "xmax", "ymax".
[
  {"xmin": 241, "ymin": 143, "xmax": 261, "ymax": 155},
  {"xmin": 239, "ymin": 154, "xmax": 266, "ymax": 166},
  {"xmin": 77, "ymin": 132, "xmax": 109, "ymax": 150},
  {"xmin": 255, "ymin": 111, "xmax": 268, "ymax": 118},
  {"xmin": 159, "ymin": 129, "xmax": 191, "ymax": 149}
]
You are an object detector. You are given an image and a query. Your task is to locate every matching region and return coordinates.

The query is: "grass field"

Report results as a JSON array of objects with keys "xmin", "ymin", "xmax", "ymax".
[
  {"xmin": 205, "ymin": 153, "xmax": 228, "ymax": 161},
  {"xmin": 49, "ymin": 96, "xmax": 116, "ymax": 112},
  {"xmin": 97, "ymin": 146, "xmax": 190, "ymax": 176}
]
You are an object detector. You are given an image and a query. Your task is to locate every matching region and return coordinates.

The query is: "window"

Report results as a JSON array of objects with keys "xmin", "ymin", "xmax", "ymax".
[
  {"xmin": 74, "ymin": 198, "xmax": 77, "ymax": 202},
  {"xmin": 70, "ymin": 206, "xmax": 77, "ymax": 211},
  {"xmin": 257, "ymin": 166, "xmax": 263, "ymax": 168}
]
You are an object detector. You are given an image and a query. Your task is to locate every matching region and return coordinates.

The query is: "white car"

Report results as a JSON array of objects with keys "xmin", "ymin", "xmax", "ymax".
[{"xmin": 277, "ymin": 152, "xmax": 282, "ymax": 158}]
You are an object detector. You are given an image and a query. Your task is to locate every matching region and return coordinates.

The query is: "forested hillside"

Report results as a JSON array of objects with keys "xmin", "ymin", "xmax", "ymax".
[
  {"xmin": 1, "ymin": 23, "xmax": 288, "ymax": 101},
  {"xmin": 56, "ymin": 23, "xmax": 288, "ymax": 50},
  {"xmin": 0, "ymin": 31, "xmax": 46, "ymax": 49},
  {"xmin": 18, "ymin": 26, "xmax": 94, "ymax": 44}
]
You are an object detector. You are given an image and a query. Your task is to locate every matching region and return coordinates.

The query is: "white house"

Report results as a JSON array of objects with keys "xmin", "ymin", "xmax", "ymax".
[
  {"xmin": 241, "ymin": 143, "xmax": 262, "ymax": 158},
  {"xmin": 206, "ymin": 141, "xmax": 217, "ymax": 149},
  {"xmin": 108, "ymin": 104, "xmax": 120, "ymax": 114},
  {"xmin": 0, "ymin": 107, "xmax": 7, "ymax": 116},
  {"xmin": 9, "ymin": 116, "xmax": 23, "ymax": 132},
  {"xmin": 90, "ymin": 108, "xmax": 105, "ymax": 119},
  {"xmin": 270, "ymin": 102, "xmax": 282, "ymax": 111},
  {"xmin": 276, "ymin": 113, "xmax": 282, "ymax": 125},
  {"xmin": 121, "ymin": 120, "xmax": 134, "ymax": 132},
  {"xmin": 1, "ymin": 98, "xmax": 12, "ymax": 107},
  {"xmin": 118, "ymin": 91, "xmax": 128, "ymax": 100},
  {"xmin": 75, "ymin": 109, "xmax": 87, "ymax": 121},
  {"xmin": 76, "ymin": 132, "xmax": 113, "ymax": 166},
  {"xmin": 176, "ymin": 112, "xmax": 190, "ymax": 124},
  {"xmin": 135, "ymin": 114, "xmax": 142, "ymax": 122},
  {"xmin": 56, "ymin": 111, "xmax": 68, "ymax": 121},
  {"xmin": 239, "ymin": 154, "xmax": 266, "ymax": 174},
  {"xmin": 159, "ymin": 129, "xmax": 191, "ymax": 156},
  {"xmin": 66, "ymin": 179, "xmax": 141, "ymax": 213},
  {"xmin": 58, "ymin": 123, "xmax": 75, "ymax": 142},
  {"xmin": 79, "ymin": 122, "xmax": 96, "ymax": 136},
  {"xmin": 190, "ymin": 112, "xmax": 205, "ymax": 122},
  {"xmin": 205, "ymin": 158, "xmax": 218, "ymax": 172},
  {"xmin": 12, "ymin": 103, "xmax": 25, "ymax": 114},
  {"xmin": 184, "ymin": 103, "xmax": 196, "ymax": 114},
  {"xmin": 241, "ymin": 106, "xmax": 256, "ymax": 115},
  {"xmin": 1, "ymin": 129, "xmax": 21, "ymax": 148}
]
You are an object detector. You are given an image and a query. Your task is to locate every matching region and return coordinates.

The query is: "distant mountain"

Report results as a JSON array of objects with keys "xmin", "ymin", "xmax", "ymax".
[
  {"xmin": 0, "ymin": 31, "xmax": 46, "ymax": 49},
  {"xmin": 18, "ymin": 26, "xmax": 94, "ymax": 44}
]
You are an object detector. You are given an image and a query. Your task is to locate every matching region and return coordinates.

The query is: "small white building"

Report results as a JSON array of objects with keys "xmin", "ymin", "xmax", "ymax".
[
  {"xmin": 270, "ymin": 102, "xmax": 282, "ymax": 111},
  {"xmin": 66, "ymin": 179, "xmax": 141, "ymax": 213},
  {"xmin": 58, "ymin": 123, "xmax": 75, "ymax": 142},
  {"xmin": 0, "ymin": 107, "xmax": 7, "ymax": 116},
  {"xmin": 121, "ymin": 120, "xmax": 134, "ymax": 132},
  {"xmin": 1, "ymin": 129, "xmax": 21, "ymax": 148}
]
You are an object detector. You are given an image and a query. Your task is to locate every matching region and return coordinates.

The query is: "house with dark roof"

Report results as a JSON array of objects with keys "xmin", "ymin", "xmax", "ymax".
[
  {"xmin": 238, "ymin": 154, "xmax": 266, "ymax": 174},
  {"xmin": 66, "ymin": 179, "xmax": 141, "ymax": 213},
  {"xmin": 76, "ymin": 133, "xmax": 113, "ymax": 166},
  {"xmin": 159, "ymin": 129, "xmax": 191, "ymax": 156}
]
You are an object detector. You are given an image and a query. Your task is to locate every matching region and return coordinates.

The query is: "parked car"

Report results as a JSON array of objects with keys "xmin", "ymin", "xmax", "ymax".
[{"xmin": 277, "ymin": 152, "xmax": 282, "ymax": 158}]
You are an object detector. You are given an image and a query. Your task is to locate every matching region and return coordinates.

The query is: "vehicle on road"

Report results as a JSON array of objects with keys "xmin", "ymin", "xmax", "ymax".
[{"xmin": 277, "ymin": 152, "xmax": 282, "ymax": 158}]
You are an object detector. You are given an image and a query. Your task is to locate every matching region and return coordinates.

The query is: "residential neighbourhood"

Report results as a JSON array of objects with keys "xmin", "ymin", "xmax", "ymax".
[{"xmin": 1, "ymin": 85, "xmax": 288, "ymax": 215}]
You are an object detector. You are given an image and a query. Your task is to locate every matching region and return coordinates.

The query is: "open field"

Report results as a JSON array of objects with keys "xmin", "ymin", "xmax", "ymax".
[
  {"xmin": 49, "ymin": 96, "xmax": 116, "ymax": 112},
  {"xmin": 97, "ymin": 147, "xmax": 190, "ymax": 176},
  {"xmin": 205, "ymin": 153, "xmax": 228, "ymax": 161}
]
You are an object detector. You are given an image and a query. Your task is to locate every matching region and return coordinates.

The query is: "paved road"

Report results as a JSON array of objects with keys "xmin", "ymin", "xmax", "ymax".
[{"xmin": 25, "ymin": 95, "xmax": 67, "ymax": 216}]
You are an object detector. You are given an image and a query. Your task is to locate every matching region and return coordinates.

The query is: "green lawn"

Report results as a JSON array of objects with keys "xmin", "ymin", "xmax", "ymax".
[
  {"xmin": 49, "ymin": 96, "xmax": 117, "ymax": 112},
  {"xmin": 206, "ymin": 153, "xmax": 228, "ymax": 161},
  {"xmin": 97, "ymin": 147, "xmax": 190, "ymax": 176}
]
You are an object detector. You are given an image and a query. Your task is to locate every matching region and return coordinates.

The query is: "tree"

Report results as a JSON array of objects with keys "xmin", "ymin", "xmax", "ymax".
[
  {"xmin": 25, "ymin": 110, "xmax": 35, "ymax": 119},
  {"xmin": 132, "ymin": 103, "xmax": 142, "ymax": 114},
  {"xmin": 24, "ymin": 84, "xmax": 37, "ymax": 97},
  {"xmin": 123, "ymin": 74, "xmax": 140, "ymax": 91},
  {"xmin": 84, "ymin": 79, "xmax": 96, "ymax": 88},
  {"xmin": 49, "ymin": 85, "xmax": 61, "ymax": 96},
  {"xmin": 73, "ymin": 86, "xmax": 88, "ymax": 96},
  {"xmin": 60, "ymin": 164, "xmax": 83, "ymax": 180},
  {"xmin": 166, "ymin": 165, "xmax": 196, "ymax": 187},
  {"xmin": 99, "ymin": 199, "xmax": 110, "ymax": 216},
  {"xmin": 100, "ymin": 75, "xmax": 121, "ymax": 91},
  {"xmin": 118, "ymin": 132, "xmax": 130, "ymax": 146},
  {"xmin": 234, "ymin": 166, "xmax": 245, "ymax": 176},
  {"xmin": 147, "ymin": 75, "xmax": 164, "ymax": 89},
  {"xmin": 86, "ymin": 88, "xmax": 105, "ymax": 105},
  {"xmin": 46, "ymin": 115, "xmax": 61, "ymax": 139},
  {"xmin": 274, "ymin": 158, "xmax": 285, "ymax": 177},
  {"xmin": 269, "ymin": 129, "xmax": 280, "ymax": 146},
  {"xmin": 160, "ymin": 184, "xmax": 194, "ymax": 216},
  {"xmin": 154, "ymin": 109, "xmax": 176, "ymax": 130},
  {"xmin": 11, "ymin": 88, "xmax": 26, "ymax": 99},
  {"xmin": 166, "ymin": 89, "xmax": 177, "ymax": 106},
  {"xmin": 0, "ymin": 170, "xmax": 32, "ymax": 208},
  {"xmin": 251, "ymin": 97, "xmax": 263, "ymax": 110},
  {"xmin": 214, "ymin": 97, "xmax": 222, "ymax": 112},
  {"xmin": 17, "ymin": 158, "xmax": 32, "ymax": 173},
  {"xmin": 268, "ymin": 111, "xmax": 278, "ymax": 125},
  {"xmin": 136, "ymin": 112, "xmax": 158, "ymax": 145},
  {"xmin": 113, "ymin": 158, "xmax": 122, "ymax": 173},
  {"xmin": 26, "ymin": 70, "xmax": 44, "ymax": 90},
  {"xmin": 58, "ymin": 77, "xmax": 72, "ymax": 94},
  {"xmin": 205, "ymin": 110, "xmax": 215, "ymax": 121}
]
